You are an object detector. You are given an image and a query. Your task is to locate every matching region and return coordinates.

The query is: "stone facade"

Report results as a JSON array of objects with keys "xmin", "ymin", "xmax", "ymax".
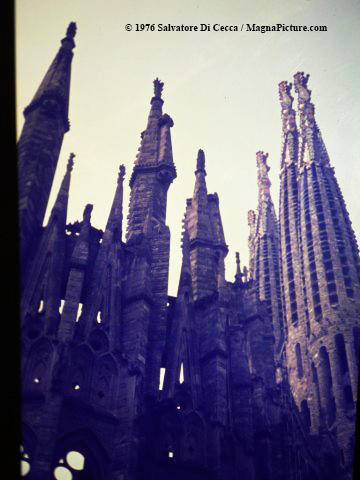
[{"xmin": 19, "ymin": 24, "xmax": 359, "ymax": 480}]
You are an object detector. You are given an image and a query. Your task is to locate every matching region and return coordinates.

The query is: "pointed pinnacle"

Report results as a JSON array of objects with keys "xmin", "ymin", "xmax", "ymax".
[
  {"xmin": 236, "ymin": 252, "xmax": 241, "ymax": 275},
  {"xmin": 66, "ymin": 22, "xmax": 77, "ymax": 39},
  {"xmin": 196, "ymin": 149, "xmax": 206, "ymax": 173}
]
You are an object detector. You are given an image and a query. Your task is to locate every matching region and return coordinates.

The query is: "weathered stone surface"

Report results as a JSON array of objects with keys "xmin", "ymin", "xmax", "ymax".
[{"xmin": 19, "ymin": 30, "xmax": 358, "ymax": 480}]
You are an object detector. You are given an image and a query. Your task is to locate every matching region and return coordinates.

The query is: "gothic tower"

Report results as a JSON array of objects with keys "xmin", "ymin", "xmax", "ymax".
[
  {"xmin": 278, "ymin": 73, "xmax": 360, "ymax": 473},
  {"xmin": 125, "ymin": 78, "xmax": 176, "ymax": 397},
  {"xmin": 19, "ymin": 24, "xmax": 358, "ymax": 480},
  {"xmin": 294, "ymin": 72, "xmax": 360, "ymax": 468},
  {"xmin": 248, "ymin": 151, "xmax": 284, "ymax": 362},
  {"xmin": 18, "ymin": 23, "xmax": 76, "ymax": 276}
]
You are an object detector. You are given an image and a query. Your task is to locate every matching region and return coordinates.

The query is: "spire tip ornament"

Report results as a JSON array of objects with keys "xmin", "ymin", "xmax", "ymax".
[
  {"xmin": 118, "ymin": 164, "xmax": 126, "ymax": 183},
  {"xmin": 153, "ymin": 78, "xmax": 164, "ymax": 98},
  {"xmin": 66, "ymin": 22, "xmax": 77, "ymax": 39},
  {"xmin": 67, "ymin": 153, "xmax": 75, "ymax": 172},
  {"xmin": 196, "ymin": 149, "xmax": 206, "ymax": 172}
]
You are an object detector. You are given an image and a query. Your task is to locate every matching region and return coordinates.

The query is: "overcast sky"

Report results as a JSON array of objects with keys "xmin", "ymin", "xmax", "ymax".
[{"xmin": 16, "ymin": 0, "xmax": 360, "ymax": 296}]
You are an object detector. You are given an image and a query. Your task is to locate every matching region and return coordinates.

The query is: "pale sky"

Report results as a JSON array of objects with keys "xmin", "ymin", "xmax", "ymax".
[{"xmin": 16, "ymin": 0, "xmax": 360, "ymax": 296}]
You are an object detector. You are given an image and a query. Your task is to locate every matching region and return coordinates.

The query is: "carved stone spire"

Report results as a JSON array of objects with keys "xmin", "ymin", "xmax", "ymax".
[
  {"xmin": 105, "ymin": 164, "xmax": 125, "ymax": 236},
  {"xmin": 188, "ymin": 149, "xmax": 211, "ymax": 243},
  {"xmin": 293, "ymin": 72, "xmax": 315, "ymax": 131},
  {"xmin": 24, "ymin": 22, "xmax": 77, "ymax": 128},
  {"xmin": 18, "ymin": 24, "xmax": 77, "ymax": 274},
  {"xmin": 294, "ymin": 72, "xmax": 329, "ymax": 167},
  {"xmin": 49, "ymin": 153, "xmax": 75, "ymax": 222},
  {"xmin": 279, "ymin": 81, "xmax": 297, "ymax": 135},
  {"xmin": 278, "ymin": 80, "xmax": 299, "ymax": 171}
]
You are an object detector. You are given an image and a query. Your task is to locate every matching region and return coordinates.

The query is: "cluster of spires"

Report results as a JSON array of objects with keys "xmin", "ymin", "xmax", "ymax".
[{"xmin": 29, "ymin": 23, "xmax": 326, "ymax": 291}]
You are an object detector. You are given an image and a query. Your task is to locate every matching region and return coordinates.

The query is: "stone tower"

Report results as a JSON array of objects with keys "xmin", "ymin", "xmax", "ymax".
[
  {"xmin": 19, "ymin": 25, "xmax": 358, "ymax": 480},
  {"xmin": 248, "ymin": 151, "xmax": 284, "ymax": 362},
  {"xmin": 18, "ymin": 22, "xmax": 76, "ymax": 277},
  {"xmin": 278, "ymin": 73, "xmax": 360, "ymax": 474}
]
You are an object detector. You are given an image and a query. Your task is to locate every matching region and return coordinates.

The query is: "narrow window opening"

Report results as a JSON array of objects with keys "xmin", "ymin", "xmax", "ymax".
[
  {"xmin": 38, "ymin": 300, "xmax": 44, "ymax": 312},
  {"xmin": 179, "ymin": 362, "xmax": 184, "ymax": 384},
  {"xmin": 76, "ymin": 303, "xmax": 83, "ymax": 322},
  {"xmin": 335, "ymin": 334, "xmax": 349, "ymax": 375},
  {"xmin": 59, "ymin": 299, "xmax": 65, "ymax": 314},
  {"xmin": 96, "ymin": 311, "xmax": 102, "ymax": 324},
  {"xmin": 296, "ymin": 344, "xmax": 304, "ymax": 379},
  {"xmin": 344, "ymin": 385, "xmax": 354, "ymax": 409},
  {"xmin": 159, "ymin": 368, "xmax": 165, "ymax": 390}
]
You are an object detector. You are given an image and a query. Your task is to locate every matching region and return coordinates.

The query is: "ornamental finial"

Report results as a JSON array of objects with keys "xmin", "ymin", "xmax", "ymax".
[
  {"xmin": 278, "ymin": 81, "xmax": 294, "ymax": 109},
  {"xmin": 256, "ymin": 151, "xmax": 271, "ymax": 202},
  {"xmin": 293, "ymin": 72, "xmax": 311, "ymax": 102},
  {"xmin": 66, "ymin": 22, "xmax": 77, "ymax": 39},
  {"xmin": 67, "ymin": 153, "xmax": 75, "ymax": 172},
  {"xmin": 235, "ymin": 252, "xmax": 244, "ymax": 284},
  {"xmin": 83, "ymin": 204, "xmax": 93, "ymax": 224},
  {"xmin": 278, "ymin": 80, "xmax": 297, "ymax": 133},
  {"xmin": 294, "ymin": 72, "xmax": 316, "ymax": 130},
  {"xmin": 196, "ymin": 149, "xmax": 205, "ymax": 172},
  {"xmin": 153, "ymin": 78, "xmax": 164, "ymax": 98},
  {"xmin": 118, "ymin": 164, "xmax": 126, "ymax": 183},
  {"xmin": 236, "ymin": 252, "xmax": 241, "ymax": 274}
]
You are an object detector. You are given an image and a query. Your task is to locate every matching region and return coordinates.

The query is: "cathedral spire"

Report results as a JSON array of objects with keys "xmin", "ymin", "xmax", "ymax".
[
  {"xmin": 24, "ymin": 22, "xmax": 77, "ymax": 131},
  {"xmin": 48, "ymin": 153, "xmax": 75, "ymax": 223},
  {"xmin": 188, "ymin": 149, "xmax": 211, "ymax": 242},
  {"xmin": 18, "ymin": 23, "xmax": 77, "ymax": 275},
  {"xmin": 105, "ymin": 164, "xmax": 125, "ymax": 238},
  {"xmin": 131, "ymin": 78, "xmax": 175, "ymax": 173},
  {"xmin": 293, "ymin": 72, "xmax": 330, "ymax": 167}
]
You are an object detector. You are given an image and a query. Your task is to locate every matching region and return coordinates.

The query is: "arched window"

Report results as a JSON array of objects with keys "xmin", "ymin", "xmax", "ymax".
[
  {"xmin": 295, "ymin": 343, "xmax": 304, "ymax": 379},
  {"xmin": 53, "ymin": 451, "xmax": 85, "ymax": 479},
  {"xmin": 53, "ymin": 430, "xmax": 107, "ymax": 480},
  {"xmin": 158, "ymin": 413, "xmax": 180, "ymax": 461},
  {"xmin": 25, "ymin": 338, "xmax": 53, "ymax": 389},
  {"xmin": 92, "ymin": 354, "xmax": 117, "ymax": 408},
  {"xmin": 300, "ymin": 399, "xmax": 311, "ymax": 433},
  {"xmin": 353, "ymin": 327, "xmax": 360, "ymax": 364},
  {"xmin": 68, "ymin": 345, "xmax": 94, "ymax": 397},
  {"xmin": 319, "ymin": 346, "xmax": 336, "ymax": 426},
  {"xmin": 183, "ymin": 411, "xmax": 205, "ymax": 464}
]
